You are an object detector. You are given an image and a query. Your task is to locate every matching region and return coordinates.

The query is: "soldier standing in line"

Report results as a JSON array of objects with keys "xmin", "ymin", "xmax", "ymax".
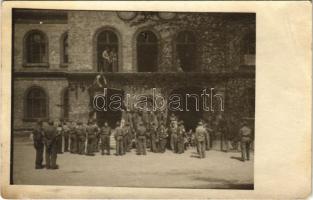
[
  {"xmin": 123, "ymin": 122, "xmax": 132, "ymax": 153},
  {"xmin": 204, "ymin": 120, "xmax": 213, "ymax": 151},
  {"xmin": 62, "ymin": 120, "xmax": 70, "ymax": 152},
  {"xmin": 169, "ymin": 121, "xmax": 178, "ymax": 153},
  {"xmin": 114, "ymin": 121, "xmax": 124, "ymax": 156},
  {"xmin": 150, "ymin": 122, "xmax": 159, "ymax": 153},
  {"xmin": 93, "ymin": 121, "xmax": 100, "ymax": 153},
  {"xmin": 86, "ymin": 120, "xmax": 97, "ymax": 156},
  {"xmin": 69, "ymin": 121, "xmax": 78, "ymax": 154},
  {"xmin": 100, "ymin": 121, "xmax": 111, "ymax": 155},
  {"xmin": 195, "ymin": 121, "xmax": 207, "ymax": 159},
  {"xmin": 76, "ymin": 121, "xmax": 86, "ymax": 155},
  {"xmin": 239, "ymin": 120, "xmax": 252, "ymax": 161},
  {"xmin": 177, "ymin": 121, "xmax": 186, "ymax": 154},
  {"xmin": 56, "ymin": 122, "xmax": 63, "ymax": 154},
  {"xmin": 33, "ymin": 119, "xmax": 45, "ymax": 169},
  {"xmin": 158, "ymin": 121, "xmax": 168, "ymax": 153},
  {"xmin": 136, "ymin": 122, "xmax": 147, "ymax": 155},
  {"xmin": 43, "ymin": 120, "xmax": 59, "ymax": 169}
]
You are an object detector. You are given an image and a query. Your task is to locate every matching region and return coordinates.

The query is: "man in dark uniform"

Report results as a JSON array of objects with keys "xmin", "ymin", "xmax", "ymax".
[
  {"xmin": 33, "ymin": 119, "xmax": 45, "ymax": 169},
  {"xmin": 56, "ymin": 122, "xmax": 63, "ymax": 154},
  {"xmin": 150, "ymin": 122, "xmax": 159, "ymax": 153},
  {"xmin": 169, "ymin": 122, "xmax": 178, "ymax": 153},
  {"xmin": 114, "ymin": 121, "xmax": 124, "ymax": 156},
  {"xmin": 70, "ymin": 121, "xmax": 78, "ymax": 154},
  {"xmin": 195, "ymin": 121, "xmax": 207, "ymax": 159},
  {"xmin": 217, "ymin": 114, "xmax": 229, "ymax": 152},
  {"xmin": 239, "ymin": 120, "xmax": 252, "ymax": 161},
  {"xmin": 43, "ymin": 120, "xmax": 59, "ymax": 169},
  {"xmin": 86, "ymin": 120, "xmax": 97, "ymax": 156},
  {"xmin": 158, "ymin": 121, "xmax": 168, "ymax": 153},
  {"xmin": 123, "ymin": 122, "xmax": 132, "ymax": 153},
  {"xmin": 76, "ymin": 121, "xmax": 86, "ymax": 155},
  {"xmin": 100, "ymin": 121, "xmax": 111, "ymax": 155},
  {"xmin": 177, "ymin": 121, "xmax": 186, "ymax": 154},
  {"xmin": 63, "ymin": 120, "xmax": 70, "ymax": 152},
  {"xmin": 93, "ymin": 121, "xmax": 100, "ymax": 153},
  {"xmin": 136, "ymin": 122, "xmax": 147, "ymax": 155}
]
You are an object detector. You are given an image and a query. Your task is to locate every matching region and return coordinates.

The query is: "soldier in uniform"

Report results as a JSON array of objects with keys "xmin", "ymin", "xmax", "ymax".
[
  {"xmin": 33, "ymin": 119, "xmax": 44, "ymax": 169},
  {"xmin": 56, "ymin": 122, "xmax": 63, "ymax": 154},
  {"xmin": 86, "ymin": 120, "xmax": 97, "ymax": 156},
  {"xmin": 136, "ymin": 122, "xmax": 147, "ymax": 155},
  {"xmin": 114, "ymin": 121, "xmax": 124, "ymax": 156},
  {"xmin": 239, "ymin": 120, "xmax": 252, "ymax": 161},
  {"xmin": 100, "ymin": 121, "xmax": 111, "ymax": 155},
  {"xmin": 169, "ymin": 121, "xmax": 178, "ymax": 153},
  {"xmin": 158, "ymin": 121, "xmax": 168, "ymax": 153},
  {"xmin": 123, "ymin": 122, "xmax": 132, "ymax": 153},
  {"xmin": 216, "ymin": 114, "xmax": 229, "ymax": 152},
  {"xmin": 76, "ymin": 121, "xmax": 86, "ymax": 155},
  {"xmin": 204, "ymin": 120, "xmax": 213, "ymax": 151},
  {"xmin": 150, "ymin": 122, "xmax": 159, "ymax": 153},
  {"xmin": 43, "ymin": 120, "xmax": 59, "ymax": 169},
  {"xmin": 63, "ymin": 120, "xmax": 70, "ymax": 152},
  {"xmin": 177, "ymin": 121, "xmax": 186, "ymax": 154},
  {"xmin": 69, "ymin": 121, "xmax": 78, "ymax": 154},
  {"xmin": 195, "ymin": 121, "xmax": 207, "ymax": 159}
]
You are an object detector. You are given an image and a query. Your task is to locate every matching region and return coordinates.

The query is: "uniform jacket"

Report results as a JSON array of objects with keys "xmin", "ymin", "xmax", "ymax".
[
  {"xmin": 114, "ymin": 127, "xmax": 124, "ymax": 141},
  {"xmin": 33, "ymin": 126, "xmax": 44, "ymax": 148},
  {"xmin": 195, "ymin": 126, "xmax": 207, "ymax": 142}
]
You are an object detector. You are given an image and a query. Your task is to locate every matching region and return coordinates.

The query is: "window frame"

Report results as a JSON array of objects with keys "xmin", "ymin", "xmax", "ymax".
[
  {"xmin": 60, "ymin": 31, "xmax": 69, "ymax": 68},
  {"xmin": 23, "ymin": 30, "xmax": 49, "ymax": 68}
]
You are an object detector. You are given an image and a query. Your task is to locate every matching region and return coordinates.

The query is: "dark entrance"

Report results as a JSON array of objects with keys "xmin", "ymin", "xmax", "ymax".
[
  {"xmin": 137, "ymin": 31, "xmax": 158, "ymax": 72},
  {"xmin": 93, "ymin": 88, "xmax": 124, "ymax": 128},
  {"xmin": 168, "ymin": 87, "xmax": 204, "ymax": 131}
]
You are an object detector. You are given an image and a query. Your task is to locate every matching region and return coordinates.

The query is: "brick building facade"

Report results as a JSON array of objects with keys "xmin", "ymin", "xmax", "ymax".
[{"xmin": 13, "ymin": 9, "xmax": 255, "ymax": 131}]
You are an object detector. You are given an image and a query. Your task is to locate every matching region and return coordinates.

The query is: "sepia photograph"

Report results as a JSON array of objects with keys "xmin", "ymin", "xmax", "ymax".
[{"xmin": 10, "ymin": 8, "xmax": 256, "ymax": 189}]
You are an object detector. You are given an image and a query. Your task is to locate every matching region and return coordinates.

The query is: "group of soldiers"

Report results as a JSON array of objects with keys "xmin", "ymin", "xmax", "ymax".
[{"xmin": 32, "ymin": 111, "xmax": 253, "ymax": 170}]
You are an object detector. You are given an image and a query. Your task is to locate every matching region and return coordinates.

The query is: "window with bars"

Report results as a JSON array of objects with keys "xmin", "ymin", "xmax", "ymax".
[
  {"xmin": 137, "ymin": 31, "xmax": 158, "ymax": 72},
  {"xmin": 176, "ymin": 31, "xmax": 196, "ymax": 72},
  {"xmin": 25, "ymin": 87, "xmax": 48, "ymax": 120},
  {"xmin": 24, "ymin": 30, "xmax": 48, "ymax": 65}
]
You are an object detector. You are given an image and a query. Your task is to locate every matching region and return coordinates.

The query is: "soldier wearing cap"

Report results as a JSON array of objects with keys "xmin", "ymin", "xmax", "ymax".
[
  {"xmin": 123, "ymin": 122, "xmax": 132, "ymax": 153},
  {"xmin": 169, "ymin": 121, "xmax": 178, "ymax": 153},
  {"xmin": 158, "ymin": 121, "xmax": 168, "ymax": 153},
  {"xmin": 33, "ymin": 119, "xmax": 44, "ymax": 169},
  {"xmin": 136, "ymin": 122, "xmax": 147, "ymax": 155},
  {"xmin": 62, "ymin": 120, "xmax": 70, "ymax": 152},
  {"xmin": 69, "ymin": 121, "xmax": 78, "ymax": 154},
  {"xmin": 56, "ymin": 121, "xmax": 63, "ymax": 154},
  {"xmin": 177, "ymin": 121, "xmax": 186, "ymax": 154},
  {"xmin": 150, "ymin": 121, "xmax": 159, "ymax": 153},
  {"xmin": 239, "ymin": 120, "xmax": 252, "ymax": 161},
  {"xmin": 86, "ymin": 120, "xmax": 97, "ymax": 156},
  {"xmin": 43, "ymin": 120, "xmax": 59, "ymax": 169},
  {"xmin": 76, "ymin": 121, "xmax": 86, "ymax": 155},
  {"xmin": 114, "ymin": 121, "xmax": 124, "ymax": 156},
  {"xmin": 195, "ymin": 121, "xmax": 207, "ymax": 159},
  {"xmin": 100, "ymin": 121, "xmax": 111, "ymax": 155}
]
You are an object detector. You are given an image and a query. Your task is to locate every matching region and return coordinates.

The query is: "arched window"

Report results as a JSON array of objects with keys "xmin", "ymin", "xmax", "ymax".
[
  {"xmin": 24, "ymin": 30, "xmax": 48, "ymax": 64},
  {"xmin": 61, "ymin": 32, "xmax": 68, "ymax": 65},
  {"xmin": 97, "ymin": 30, "xmax": 119, "ymax": 72},
  {"xmin": 176, "ymin": 31, "xmax": 196, "ymax": 72},
  {"xmin": 62, "ymin": 87, "xmax": 69, "ymax": 119},
  {"xmin": 137, "ymin": 31, "xmax": 158, "ymax": 72},
  {"xmin": 25, "ymin": 87, "xmax": 48, "ymax": 120}
]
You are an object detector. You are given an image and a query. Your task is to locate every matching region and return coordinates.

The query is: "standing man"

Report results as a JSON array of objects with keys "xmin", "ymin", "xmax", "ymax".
[
  {"xmin": 177, "ymin": 121, "xmax": 186, "ymax": 154},
  {"xmin": 100, "ymin": 121, "xmax": 111, "ymax": 155},
  {"xmin": 169, "ymin": 122, "xmax": 178, "ymax": 153},
  {"xmin": 239, "ymin": 120, "xmax": 252, "ymax": 161},
  {"xmin": 43, "ymin": 120, "xmax": 59, "ymax": 169},
  {"xmin": 101, "ymin": 47, "xmax": 111, "ymax": 72},
  {"xmin": 150, "ymin": 122, "xmax": 159, "ymax": 153},
  {"xmin": 56, "ymin": 122, "xmax": 63, "ymax": 154},
  {"xmin": 136, "ymin": 122, "xmax": 147, "ymax": 155},
  {"xmin": 123, "ymin": 122, "xmax": 132, "ymax": 153},
  {"xmin": 114, "ymin": 121, "xmax": 124, "ymax": 156},
  {"xmin": 76, "ymin": 121, "xmax": 86, "ymax": 155},
  {"xmin": 86, "ymin": 120, "xmax": 97, "ymax": 156},
  {"xmin": 69, "ymin": 121, "xmax": 78, "ymax": 154},
  {"xmin": 33, "ymin": 119, "xmax": 44, "ymax": 169},
  {"xmin": 204, "ymin": 120, "xmax": 213, "ymax": 151},
  {"xmin": 158, "ymin": 121, "xmax": 168, "ymax": 153},
  {"xmin": 62, "ymin": 120, "xmax": 70, "ymax": 152},
  {"xmin": 195, "ymin": 121, "xmax": 207, "ymax": 159},
  {"xmin": 217, "ymin": 114, "xmax": 229, "ymax": 152}
]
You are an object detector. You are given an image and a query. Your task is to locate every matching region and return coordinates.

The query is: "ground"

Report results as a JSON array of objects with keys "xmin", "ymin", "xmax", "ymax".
[{"xmin": 12, "ymin": 136, "xmax": 253, "ymax": 189}]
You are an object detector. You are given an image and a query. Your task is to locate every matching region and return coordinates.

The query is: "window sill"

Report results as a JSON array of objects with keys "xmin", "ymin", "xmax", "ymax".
[
  {"xmin": 60, "ymin": 63, "xmax": 68, "ymax": 68},
  {"xmin": 23, "ymin": 63, "xmax": 49, "ymax": 68},
  {"xmin": 23, "ymin": 118, "xmax": 48, "ymax": 122}
]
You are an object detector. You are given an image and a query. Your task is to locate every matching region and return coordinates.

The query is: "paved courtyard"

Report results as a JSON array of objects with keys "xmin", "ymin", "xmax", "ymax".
[{"xmin": 12, "ymin": 136, "xmax": 253, "ymax": 189}]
